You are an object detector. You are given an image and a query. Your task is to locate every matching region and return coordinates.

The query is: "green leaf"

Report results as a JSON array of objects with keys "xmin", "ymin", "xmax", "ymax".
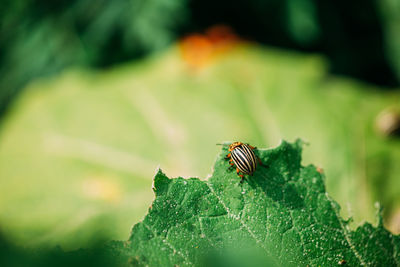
[{"xmin": 125, "ymin": 140, "xmax": 400, "ymax": 266}]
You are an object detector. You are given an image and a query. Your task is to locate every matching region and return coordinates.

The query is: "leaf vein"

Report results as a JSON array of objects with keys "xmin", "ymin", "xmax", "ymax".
[
  {"xmin": 390, "ymin": 233, "xmax": 400, "ymax": 266},
  {"xmin": 142, "ymin": 222, "xmax": 193, "ymax": 265},
  {"xmin": 325, "ymin": 192, "xmax": 366, "ymax": 266},
  {"xmin": 205, "ymin": 181, "xmax": 272, "ymax": 257}
]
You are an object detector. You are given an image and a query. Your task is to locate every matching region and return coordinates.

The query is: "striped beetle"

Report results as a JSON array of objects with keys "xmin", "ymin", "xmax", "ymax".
[{"xmin": 225, "ymin": 142, "xmax": 258, "ymax": 183}]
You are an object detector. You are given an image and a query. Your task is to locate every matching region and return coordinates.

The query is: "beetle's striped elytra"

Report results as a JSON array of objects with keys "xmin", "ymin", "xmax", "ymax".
[{"xmin": 224, "ymin": 142, "xmax": 258, "ymax": 183}]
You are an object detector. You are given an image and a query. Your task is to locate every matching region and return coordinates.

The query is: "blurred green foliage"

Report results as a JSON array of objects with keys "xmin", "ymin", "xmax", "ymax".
[
  {"xmin": 380, "ymin": 0, "xmax": 400, "ymax": 83},
  {"xmin": 190, "ymin": 0, "xmax": 398, "ymax": 85},
  {"xmin": 0, "ymin": 44, "xmax": 399, "ymax": 249},
  {"xmin": 1, "ymin": 0, "xmax": 400, "ymax": 115},
  {"xmin": 0, "ymin": 0, "xmax": 188, "ymax": 114},
  {"xmin": 0, "ymin": 233, "xmax": 125, "ymax": 267}
]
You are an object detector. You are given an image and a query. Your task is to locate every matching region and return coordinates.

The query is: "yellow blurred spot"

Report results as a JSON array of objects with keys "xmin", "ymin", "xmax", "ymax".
[
  {"xmin": 388, "ymin": 207, "xmax": 400, "ymax": 234},
  {"xmin": 179, "ymin": 25, "xmax": 240, "ymax": 70},
  {"xmin": 81, "ymin": 176, "xmax": 122, "ymax": 203}
]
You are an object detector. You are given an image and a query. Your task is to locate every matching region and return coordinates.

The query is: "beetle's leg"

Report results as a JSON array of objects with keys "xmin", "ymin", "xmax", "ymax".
[
  {"xmin": 235, "ymin": 168, "xmax": 245, "ymax": 183},
  {"xmin": 228, "ymin": 161, "xmax": 235, "ymax": 171},
  {"xmin": 226, "ymin": 155, "xmax": 234, "ymax": 171}
]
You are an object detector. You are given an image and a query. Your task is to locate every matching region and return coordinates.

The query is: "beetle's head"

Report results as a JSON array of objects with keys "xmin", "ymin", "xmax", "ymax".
[{"xmin": 228, "ymin": 141, "xmax": 243, "ymax": 151}]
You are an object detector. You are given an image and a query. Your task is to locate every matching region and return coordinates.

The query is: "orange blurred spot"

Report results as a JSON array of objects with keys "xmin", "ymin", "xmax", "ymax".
[
  {"xmin": 179, "ymin": 25, "xmax": 240, "ymax": 70},
  {"xmin": 179, "ymin": 34, "xmax": 213, "ymax": 70},
  {"xmin": 316, "ymin": 167, "xmax": 324, "ymax": 174},
  {"xmin": 206, "ymin": 25, "xmax": 239, "ymax": 47}
]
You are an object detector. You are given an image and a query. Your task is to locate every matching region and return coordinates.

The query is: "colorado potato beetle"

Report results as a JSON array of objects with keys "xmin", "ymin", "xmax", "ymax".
[{"xmin": 225, "ymin": 142, "xmax": 258, "ymax": 183}]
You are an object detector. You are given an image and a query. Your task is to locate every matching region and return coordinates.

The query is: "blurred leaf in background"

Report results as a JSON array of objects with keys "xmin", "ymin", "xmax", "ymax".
[{"xmin": 1, "ymin": 43, "xmax": 400, "ymax": 249}]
